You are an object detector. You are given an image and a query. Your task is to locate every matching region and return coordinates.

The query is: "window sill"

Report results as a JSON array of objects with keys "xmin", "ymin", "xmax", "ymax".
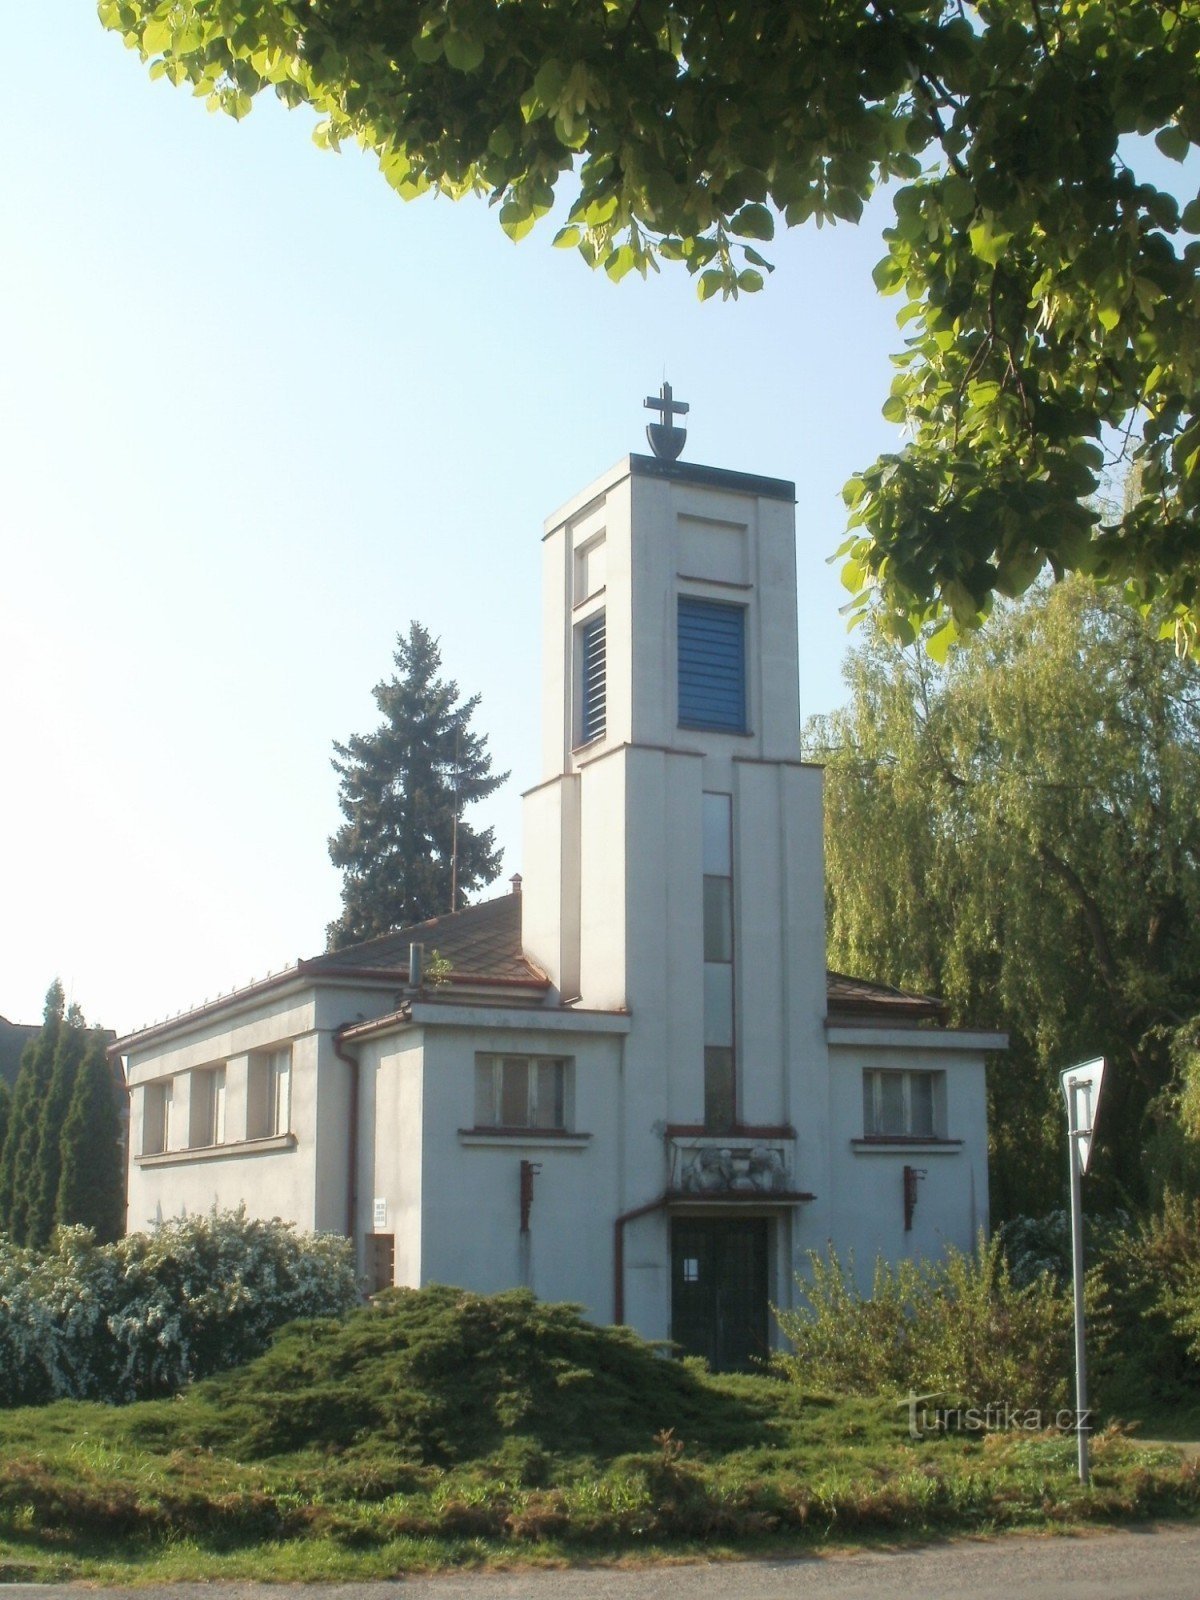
[
  {"xmin": 135, "ymin": 1133, "xmax": 297, "ymax": 1167},
  {"xmin": 850, "ymin": 1137, "xmax": 962, "ymax": 1155},
  {"xmin": 457, "ymin": 1128, "xmax": 592, "ymax": 1149}
]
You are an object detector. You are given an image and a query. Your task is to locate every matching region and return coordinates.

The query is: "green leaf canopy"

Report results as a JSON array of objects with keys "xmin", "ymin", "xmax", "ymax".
[{"xmin": 97, "ymin": 0, "xmax": 1200, "ymax": 643}]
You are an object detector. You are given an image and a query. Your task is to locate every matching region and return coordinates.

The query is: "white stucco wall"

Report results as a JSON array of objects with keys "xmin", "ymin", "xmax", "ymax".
[
  {"xmin": 412, "ymin": 1017, "xmax": 627, "ymax": 1321},
  {"xmin": 123, "ymin": 977, "xmax": 404, "ymax": 1240},
  {"xmin": 124, "ymin": 987, "xmax": 319, "ymax": 1233},
  {"xmin": 822, "ymin": 1029, "xmax": 999, "ymax": 1290}
]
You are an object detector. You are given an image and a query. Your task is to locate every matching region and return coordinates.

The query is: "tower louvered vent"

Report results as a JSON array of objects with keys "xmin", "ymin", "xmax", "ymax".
[
  {"xmin": 581, "ymin": 612, "xmax": 606, "ymax": 743},
  {"xmin": 678, "ymin": 598, "xmax": 746, "ymax": 731}
]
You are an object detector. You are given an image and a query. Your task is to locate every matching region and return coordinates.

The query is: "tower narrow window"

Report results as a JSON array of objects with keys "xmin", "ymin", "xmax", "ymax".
[
  {"xmin": 702, "ymin": 792, "xmax": 735, "ymax": 1130},
  {"xmin": 580, "ymin": 611, "xmax": 606, "ymax": 744},
  {"xmin": 678, "ymin": 598, "xmax": 746, "ymax": 732}
]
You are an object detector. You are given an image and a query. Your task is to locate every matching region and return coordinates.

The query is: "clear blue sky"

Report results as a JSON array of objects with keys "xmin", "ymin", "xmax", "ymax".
[{"xmin": 2, "ymin": 7, "xmax": 907, "ymax": 1033}]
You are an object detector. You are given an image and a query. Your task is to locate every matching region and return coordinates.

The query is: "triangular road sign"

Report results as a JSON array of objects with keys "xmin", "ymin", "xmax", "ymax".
[{"xmin": 1060, "ymin": 1058, "xmax": 1106, "ymax": 1175}]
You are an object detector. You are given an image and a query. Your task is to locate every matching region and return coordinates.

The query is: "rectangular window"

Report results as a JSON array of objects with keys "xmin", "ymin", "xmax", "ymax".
[
  {"xmin": 474, "ymin": 1055, "xmax": 569, "ymax": 1130},
  {"xmin": 678, "ymin": 598, "xmax": 746, "ymax": 732},
  {"xmin": 574, "ymin": 533, "xmax": 606, "ymax": 603},
  {"xmin": 189, "ymin": 1066, "xmax": 226, "ymax": 1148},
  {"xmin": 702, "ymin": 791, "xmax": 735, "ymax": 1130},
  {"xmin": 703, "ymin": 876, "xmax": 733, "ymax": 963},
  {"xmin": 142, "ymin": 1080, "xmax": 173, "ymax": 1155},
  {"xmin": 863, "ymin": 1069, "xmax": 942, "ymax": 1138},
  {"xmin": 248, "ymin": 1046, "xmax": 291, "ymax": 1139},
  {"xmin": 704, "ymin": 1046, "xmax": 735, "ymax": 1133},
  {"xmin": 579, "ymin": 611, "xmax": 606, "ymax": 744}
]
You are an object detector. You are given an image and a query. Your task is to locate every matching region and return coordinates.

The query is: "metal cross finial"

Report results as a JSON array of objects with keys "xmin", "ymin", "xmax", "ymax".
[{"xmin": 645, "ymin": 380, "xmax": 689, "ymax": 461}]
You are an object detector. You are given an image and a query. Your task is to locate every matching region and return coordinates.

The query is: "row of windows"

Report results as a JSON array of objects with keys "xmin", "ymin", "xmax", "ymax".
[
  {"xmin": 141, "ymin": 1047, "xmax": 292, "ymax": 1155},
  {"xmin": 577, "ymin": 597, "xmax": 747, "ymax": 748},
  {"xmin": 141, "ymin": 1050, "xmax": 946, "ymax": 1151},
  {"xmin": 473, "ymin": 1057, "xmax": 944, "ymax": 1142}
]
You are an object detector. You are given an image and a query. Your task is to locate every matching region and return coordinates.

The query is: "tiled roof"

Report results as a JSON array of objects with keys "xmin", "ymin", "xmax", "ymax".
[
  {"xmin": 113, "ymin": 894, "xmax": 948, "ymax": 1053},
  {"xmin": 826, "ymin": 971, "xmax": 946, "ymax": 1022},
  {"xmin": 301, "ymin": 894, "xmax": 547, "ymax": 988},
  {"xmin": 312, "ymin": 898, "xmax": 946, "ymax": 1019}
]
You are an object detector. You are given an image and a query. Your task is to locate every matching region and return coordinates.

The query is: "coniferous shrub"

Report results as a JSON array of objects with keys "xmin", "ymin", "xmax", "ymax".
[
  {"xmin": 27, "ymin": 1017, "xmax": 88, "ymax": 1249},
  {"xmin": 182, "ymin": 1285, "xmax": 769, "ymax": 1464},
  {"xmin": 55, "ymin": 1031, "xmax": 124, "ymax": 1243}
]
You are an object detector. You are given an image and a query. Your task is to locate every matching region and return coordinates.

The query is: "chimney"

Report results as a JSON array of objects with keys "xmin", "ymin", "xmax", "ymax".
[
  {"xmin": 510, "ymin": 873, "xmax": 523, "ymax": 895},
  {"xmin": 408, "ymin": 942, "xmax": 424, "ymax": 990}
]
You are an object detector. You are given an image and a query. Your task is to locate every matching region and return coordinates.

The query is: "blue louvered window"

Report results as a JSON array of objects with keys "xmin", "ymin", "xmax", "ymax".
[
  {"xmin": 678, "ymin": 599, "xmax": 746, "ymax": 731},
  {"xmin": 580, "ymin": 611, "xmax": 606, "ymax": 744}
]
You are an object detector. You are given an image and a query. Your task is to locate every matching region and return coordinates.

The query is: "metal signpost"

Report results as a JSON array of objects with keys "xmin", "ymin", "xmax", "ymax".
[{"xmin": 1060, "ymin": 1057, "xmax": 1105, "ymax": 1487}]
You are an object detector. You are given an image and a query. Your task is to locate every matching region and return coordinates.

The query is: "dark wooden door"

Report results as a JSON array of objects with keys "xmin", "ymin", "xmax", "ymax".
[{"xmin": 670, "ymin": 1217, "xmax": 769, "ymax": 1372}]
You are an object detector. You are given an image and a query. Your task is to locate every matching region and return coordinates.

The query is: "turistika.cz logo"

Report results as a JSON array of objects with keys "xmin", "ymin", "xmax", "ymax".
[{"xmin": 900, "ymin": 1391, "xmax": 1093, "ymax": 1440}]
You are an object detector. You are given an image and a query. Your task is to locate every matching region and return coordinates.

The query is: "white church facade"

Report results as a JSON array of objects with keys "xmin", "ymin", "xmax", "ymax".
[{"xmin": 116, "ymin": 437, "xmax": 1002, "ymax": 1371}]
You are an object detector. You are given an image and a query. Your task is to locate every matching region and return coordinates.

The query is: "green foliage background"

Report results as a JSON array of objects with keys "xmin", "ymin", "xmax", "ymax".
[
  {"xmin": 806, "ymin": 580, "xmax": 1200, "ymax": 1217},
  {"xmin": 0, "ymin": 984, "xmax": 123, "ymax": 1247},
  {"xmin": 97, "ymin": 0, "xmax": 1200, "ymax": 642}
]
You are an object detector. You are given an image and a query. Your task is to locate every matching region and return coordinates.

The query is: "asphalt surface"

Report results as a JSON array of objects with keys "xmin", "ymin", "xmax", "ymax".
[{"xmin": 6, "ymin": 1524, "xmax": 1200, "ymax": 1599}]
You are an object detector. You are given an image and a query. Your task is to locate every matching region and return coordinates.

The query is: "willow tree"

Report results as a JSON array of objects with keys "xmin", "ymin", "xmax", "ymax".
[
  {"xmin": 98, "ymin": 0, "xmax": 1200, "ymax": 645},
  {"xmin": 807, "ymin": 581, "xmax": 1200, "ymax": 1218}
]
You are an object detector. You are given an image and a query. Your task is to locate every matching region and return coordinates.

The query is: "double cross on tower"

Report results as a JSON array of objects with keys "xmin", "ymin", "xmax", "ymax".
[{"xmin": 644, "ymin": 381, "xmax": 689, "ymax": 462}]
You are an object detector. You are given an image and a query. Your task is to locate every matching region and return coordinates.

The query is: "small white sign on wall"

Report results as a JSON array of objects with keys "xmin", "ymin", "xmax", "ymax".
[{"xmin": 372, "ymin": 1197, "xmax": 387, "ymax": 1231}]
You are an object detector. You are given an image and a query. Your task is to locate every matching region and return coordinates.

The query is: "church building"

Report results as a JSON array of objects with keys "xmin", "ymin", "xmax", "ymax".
[{"xmin": 115, "ymin": 400, "xmax": 1002, "ymax": 1371}]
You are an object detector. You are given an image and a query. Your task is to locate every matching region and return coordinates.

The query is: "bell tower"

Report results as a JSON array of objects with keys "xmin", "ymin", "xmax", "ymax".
[{"xmin": 522, "ymin": 394, "xmax": 829, "ymax": 1146}]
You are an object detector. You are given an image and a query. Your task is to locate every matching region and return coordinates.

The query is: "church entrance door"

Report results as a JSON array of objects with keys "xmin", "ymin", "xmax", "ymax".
[{"xmin": 670, "ymin": 1216, "xmax": 769, "ymax": 1372}]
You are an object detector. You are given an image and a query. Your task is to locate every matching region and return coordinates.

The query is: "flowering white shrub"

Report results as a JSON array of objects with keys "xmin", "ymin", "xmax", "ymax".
[{"xmin": 0, "ymin": 1208, "xmax": 356, "ymax": 1406}]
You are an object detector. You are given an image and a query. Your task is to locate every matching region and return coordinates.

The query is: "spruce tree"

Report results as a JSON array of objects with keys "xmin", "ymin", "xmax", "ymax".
[
  {"xmin": 0, "ymin": 982, "xmax": 64, "ymax": 1243},
  {"xmin": 27, "ymin": 1007, "xmax": 88, "ymax": 1248},
  {"xmin": 327, "ymin": 622, "xmax": 508, "ymax": 948},
  {"xmin": 57, "ymin": 1030, "xmax": 125, "ymax": 1244}
]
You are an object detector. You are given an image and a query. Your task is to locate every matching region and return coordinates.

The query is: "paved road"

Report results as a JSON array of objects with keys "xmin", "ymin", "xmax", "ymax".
[{"xmin": 7, "ymin": 1524, "xmax": 1200, "ymax": 1599}]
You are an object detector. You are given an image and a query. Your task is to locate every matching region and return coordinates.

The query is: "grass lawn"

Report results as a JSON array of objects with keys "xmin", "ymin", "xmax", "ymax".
[{"xmin": 1, "ymin": 1288, "xmax": 1197, "ymax": 1582}]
